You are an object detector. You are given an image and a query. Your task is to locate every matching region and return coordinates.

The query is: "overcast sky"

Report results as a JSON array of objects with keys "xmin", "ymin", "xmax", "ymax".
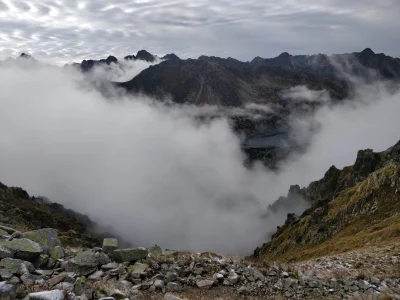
[{"xmin": 0, "ymin": 0, "xmax": 399, "ymax": 64}]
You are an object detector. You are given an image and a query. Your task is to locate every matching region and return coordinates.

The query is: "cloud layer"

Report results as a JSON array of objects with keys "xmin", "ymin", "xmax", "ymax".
[
  {"xmin": 0, "ymin": 60, "xmax": 400, "ymax": 255},
  {"xmin": 0, "ymin": 0, "xmax": 399, "ymax": 64}
]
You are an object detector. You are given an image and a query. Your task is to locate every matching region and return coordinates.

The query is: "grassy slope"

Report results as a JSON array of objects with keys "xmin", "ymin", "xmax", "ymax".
[{"xmin": 256, "ymin": 158, "xmax": 400, "ymax": 262}]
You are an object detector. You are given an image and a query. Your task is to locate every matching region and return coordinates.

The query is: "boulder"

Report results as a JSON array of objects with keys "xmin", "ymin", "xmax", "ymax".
[
  {"xmin": 101, "ymin": 262, "xmax": 118, "ymax": 271},
  {"xmin": 48, "ymin": 272, "xmax": 67, "ymax": 287},
  {"xmin": 74, "ymin": 276, "xmax": 93, "ymax": 298},
  {"xmin": 238, "ymin": 286, "xmax": 251, "ymax": 295},
  {"xmin": 110, "ymin": 247, "xmax": 148, "ymax": 263},
  {"xmin": 35, "ymin": 254, "xmax": 50, "ymax": 268},
  {"xmin": 149, "ymin": 245, "xmax": 162, "ymax": 256},
  {"xmin": 28, "ymin": 290, "xmax": 65, "ymax": 300},
  {"xmin": 0, "ymin": 281, "xmax": 16, "ymax": 300},
  {"xmin": 88, "ymin": 270, "xmax": 104, "ymax": 280},
  {"xmin": 196, "ymin": 279, "xmax": 214, "ymax": 289},
  {"xmin": 54, "ymin": 282, "xmax": 74, "ymax": 293},
  {"xmin": 51, "ymin": 246, "xmax": 64, "ymax": 261},
  {"xmin": 0, "ymin": 269, "xmax": 13, "ymax": 280},
  {"xmin": 166, "ymin": 282, "xmax": 182, "ymax": 292},
  {"xmin": 0, "ymin": 258, "xmax": 35, "ymax": 275},
  {"xmin": 67, "ymin": 250, "xmax": 111, "ymax": 276},
  {"xmin": 22, "ymin": 229, "xmax": 63, "ymax": 260},
  {"xmin": 128, "ymin": 262, "xmax": 148, "ymax": 275},
  {"xmin": 151, "ymin": 279, "xmax": 165, "ymax": 293},
  {"xmin": 102, "ymin": 238, "xmax": 118, "ymax": 253},
  {"xmin": 20, "ymin": 273, "xmax": 38, "ymax": 286},
  {"xmin": 0, "ymin": 244, "xmax": 13, "ymax": 259},
  {"xmin": 2, "ymin": 238, "xmax": 44, "ymax": 261},
  {"xmin": 164, "ymin": 293, "xmax": 183, "ymax": 300},
  {"xmin": 227, "ymin": 271, "xmax": 239, "ymax": 285},
  {"xmin": 165, "ymin": 271, "xmax": 178, "ymax": 283}
]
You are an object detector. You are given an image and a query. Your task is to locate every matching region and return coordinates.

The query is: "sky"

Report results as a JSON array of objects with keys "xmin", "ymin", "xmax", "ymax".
[{"xmin": 0, "ymin": 0, "xmax": 399, "ymax": 64}]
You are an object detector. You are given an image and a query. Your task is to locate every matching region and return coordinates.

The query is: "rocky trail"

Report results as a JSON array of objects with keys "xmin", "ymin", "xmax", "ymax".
[{"xmin": 0, "ymin": 226, "xmax": 399, "ymax": 300}]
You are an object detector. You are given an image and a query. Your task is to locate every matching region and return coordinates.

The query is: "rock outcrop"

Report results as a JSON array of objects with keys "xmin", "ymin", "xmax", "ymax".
[{"xmin": 254, "ymin": 140, "xmax": 400, "ymax": 262}]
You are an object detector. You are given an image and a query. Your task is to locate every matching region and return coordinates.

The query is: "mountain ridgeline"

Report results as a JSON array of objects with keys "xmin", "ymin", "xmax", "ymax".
[{"xmin": 118, "ymin": 48, "xmax": 400, "ymax": 107}]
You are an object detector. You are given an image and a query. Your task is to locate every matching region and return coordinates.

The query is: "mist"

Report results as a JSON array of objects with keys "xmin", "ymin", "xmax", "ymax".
[{"xmin": 0, "ymin": 60, "xmax": 399, "ymax": 255}]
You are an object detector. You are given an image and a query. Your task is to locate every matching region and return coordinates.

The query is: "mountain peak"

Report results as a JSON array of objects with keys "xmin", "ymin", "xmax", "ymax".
[
  {"xmin": 360, "ymin": 48, "xmax": 375, "ymax": 56},
  {"xmin": 278, "ymin": 52, "xmax": 291, "ymax": 58},
  {"xmin": 19, "ymin": 53, "xmax": 33, "ymax": 59},
  {"xmin": 162, "ymin": 53, "xmax": 180, "ymax": 61},
  {"xmin": 136, "ymin": 50, "xmax": 156, "ymax": 62}
]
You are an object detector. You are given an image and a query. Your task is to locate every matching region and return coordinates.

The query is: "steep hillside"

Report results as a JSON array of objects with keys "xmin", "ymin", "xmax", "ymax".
[
  {"xmin": 0, "ymin": 182, "xmax": 103, "ymax": 248},
  {"xmin": 254, "ymin": 140, "xmax": 400, "ymax": 262}
]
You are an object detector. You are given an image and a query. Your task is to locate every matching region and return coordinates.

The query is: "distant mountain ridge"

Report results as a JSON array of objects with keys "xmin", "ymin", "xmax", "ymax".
[
  {"xmin": 68, "ymin": 50, "xmax": 181, "ymax": 72},
  {"xmin": 118, "ymin": 48, "xmax": 400, "ymax": 107}
]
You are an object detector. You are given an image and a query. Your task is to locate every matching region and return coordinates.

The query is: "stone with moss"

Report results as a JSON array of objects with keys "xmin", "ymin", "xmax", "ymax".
[
  {"xmin": 110, "ymin": 247, "xmax": 148, "ymax": 263},
  {"xmin": 2, "ymin": 238, "xmax": 44, "ymax": 261},
  {"xmin": 73, "ymin": 276, "xmax": 93, "ymax": 298},
  {"xmin": 149, "ymin": 245, "xmax": 162, "ymax": 256},
  {"xmin": 0, "ymin": 257, "xmax": 35, "ymax": 275},
  {"xmin": 51, "ymin": 246, "xmax": 64, "ymax": 261},
  {"xmin": 22, "ymin": 228, "xmax": 63, "ymax": 260},
  {"xmin": 128, "ymin": 262, "xmax": 149, "ymax": 274},
  {"xmin": 0, "ymin": 244, "xmax": 13, "ymax": 259},
  {"xmin": 102, "ymin": 238, "xmax": 118, "ymax": 253},
  {"xmin": 67, "ymin": 250, "xmax": 111, "ymax": 276}
]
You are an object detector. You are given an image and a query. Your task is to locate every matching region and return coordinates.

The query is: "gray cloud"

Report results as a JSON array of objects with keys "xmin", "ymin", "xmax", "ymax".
[{"xmin": 0, "ymin": 0, "xmax": 399, "ymax": 64}]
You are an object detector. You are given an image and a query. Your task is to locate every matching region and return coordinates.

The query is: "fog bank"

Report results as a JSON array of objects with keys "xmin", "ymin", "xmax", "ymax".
[{"xmin": 0, "ymin": 61, "xmax": 399, "ymax": 254}]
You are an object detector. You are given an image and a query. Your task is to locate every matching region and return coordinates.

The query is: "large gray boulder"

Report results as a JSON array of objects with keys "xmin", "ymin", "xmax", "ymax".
[
  {"xmin": 67, "ymin": 250, "xmax": 111, "ymax": 276},
  {"xmin": 2, "ymin": 238, "xmax": 44, "ymax": 261},
  {"xmin": 28, "ymin": 290, "xmax": 65, "ymax": 300},
  {"xmin": 0, "ymin": 258, "xmax": 35, "ymax": 275},
  {"xmin": 110, "ymin": 247, "xmax": 148, "ymax": 263},
  {"xmin": 22, "ymin": 229, "xmax": 64, "ymax": 260}
]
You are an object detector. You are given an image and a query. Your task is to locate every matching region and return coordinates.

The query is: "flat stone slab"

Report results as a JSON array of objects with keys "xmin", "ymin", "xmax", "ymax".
[
  {"xmin": 102, "ymin": 238, "xmax": 118, "ymax": 253},
  {"xmin": 110, "ymin": 247, "xmax": 148, "ymax": 263}
]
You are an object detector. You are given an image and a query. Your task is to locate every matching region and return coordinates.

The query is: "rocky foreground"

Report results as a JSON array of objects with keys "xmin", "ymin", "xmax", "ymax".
[{"xmin": 0, "ymin": 227, "xmax": 399, "ymax": 300}]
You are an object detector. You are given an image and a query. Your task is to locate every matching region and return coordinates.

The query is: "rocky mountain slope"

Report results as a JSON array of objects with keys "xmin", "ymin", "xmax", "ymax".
[
  {"xmin": 0, "ymin": 194, "xmax": 399, "ymax": 299},
  {"xmin": 119, "ymin": 48, "xmax": 399, "ymax": 107},
  {"xmin": 118, "ymin": 56, "xmax": 348, "ymax": 107},
  {"xmin": 254, "ymin": 140, "xmax": 400, "ymax": 264}
]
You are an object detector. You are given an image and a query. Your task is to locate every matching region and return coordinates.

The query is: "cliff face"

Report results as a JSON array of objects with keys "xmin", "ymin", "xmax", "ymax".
[{"xmin": 254, "ymin": 140, "xmax": 400, "ymax": 262}]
